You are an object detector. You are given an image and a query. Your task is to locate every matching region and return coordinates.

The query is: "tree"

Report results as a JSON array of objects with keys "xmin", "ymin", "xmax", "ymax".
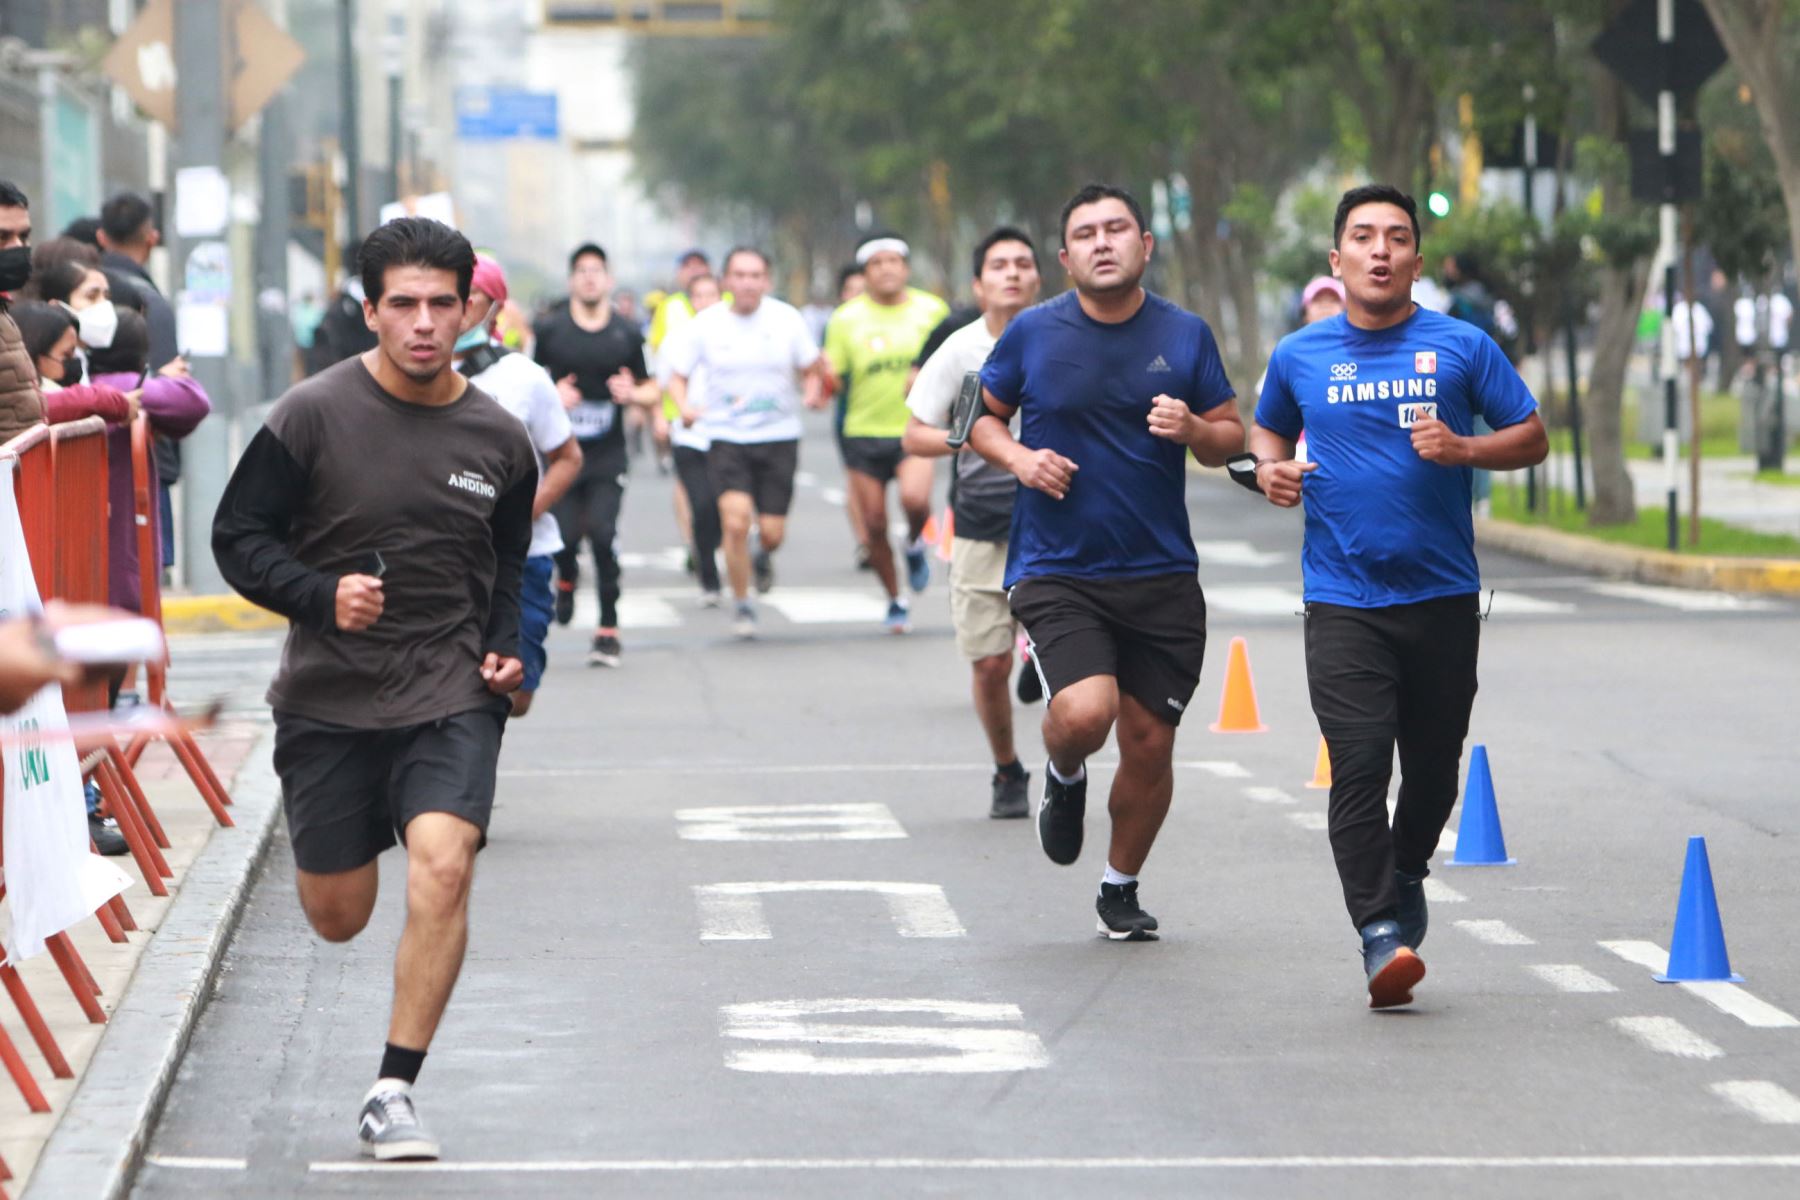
[{"xmin": 1700, "ymin": 1, "xmax": 1800, "ymax": 297}]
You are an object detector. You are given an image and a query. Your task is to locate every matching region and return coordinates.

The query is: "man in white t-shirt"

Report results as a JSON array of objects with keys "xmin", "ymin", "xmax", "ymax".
[
  {"xmin": 668, "ymin": 247, "xmax": 829, "ymax": 637},
  {"xmin": 455, "ymin": 255, "xmax": 582, "ymax": 715},
  {"xmin": 901, "ymin": 227, "xmax": 1042, "ymax": 818}
]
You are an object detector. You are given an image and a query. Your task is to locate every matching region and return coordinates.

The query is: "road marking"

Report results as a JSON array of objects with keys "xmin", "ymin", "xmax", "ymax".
[
  {"xmin": 1193, "ymin": 540, "xmax": 1287, "ymax": 568},
  {"xmin": 794, "ymin": 470, "xmax": 819, "ymax": 487},
  {"xmin": 719, "ymin": 999, "xmax": 1050, "ymax": 1075},
  {"xmin": 1610, "ymin": 1016, "xmax": 1723, "ymax": 1059},
  {"xmin": 1588, "ymin": 582, "xmax": 1779, "ymax": 612},
  {"xmin": 305, "ymin": 1154, "xmax": 1800, "ymax": 1174},
  {"xmin": 1203, "ymin": 585, "xmax": 1306, "ymax": 616},
  {"xmin": 694, "ymin": 882, "xmax": 964, "ymax": 940},
  {"xmin": 1422, "ymin": 879, "xmax": 1467, "ymax": 904},
  {"xmin": 1177, "ymin": 760, "xmax": 1251, "ymax": 778},
  {"xmin": 1487, "ymin": 592, "xmax": 1577, "ymax": 615},
  {"xmin": 1600, "ymin": 941, "xmax": 1800, "ymax": 1028},
  {"xmin": 820, "ymin": 486, "xmax": 847, "ymax": 506},
  {"xmin": 1242, "ymin": 786, "xmax": 1297, "ymax": 805},
  {"xmin": 615, "ymin": 594, "xmax": 684, "ymax": 628},
  {"xmin": 1529, "ymin": 964, "xmax": 1617, "ymax": 993},
  {"xmin": 145, "ymin": 1155, "xmax": 249, "ymax": 1170},
  {"xmin": 1437, "ymin": 829, "xmax": 1458, "ymax": 853},
  {"xmin": 676, "ymin": 803, "xmax": 906, "ymax": 842},
  {"xmin": 1711, "ymin": 1081, "xmax": 1800, "ymax": 1125},
  {"xmin": 762, "ymin": 589, "xmax": 895, "ymax": 623},
  {"xmin": 1287, "ymin": 812, "xmax": 1327, "ymax": 832},
  {"xmin": 1455, "ymin": 919, "xmax": 1535, "ymax": 946},
  {"xmin": 615, "ymin": 547, "xmax": 691, "ymax": 572}
]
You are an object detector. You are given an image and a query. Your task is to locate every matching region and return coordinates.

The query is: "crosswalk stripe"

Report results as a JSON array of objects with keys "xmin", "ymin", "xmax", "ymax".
[
  {"xmin": 1588, "ymin": 582, "xmax": 1780, "ymax": 612},
  {"xmin": 1204, "ymin": 585, "xmax": 1304, "ymax": 616}
]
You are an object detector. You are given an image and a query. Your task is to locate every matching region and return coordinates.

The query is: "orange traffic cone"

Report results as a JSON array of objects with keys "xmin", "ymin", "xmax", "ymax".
[
  {"xmin": 921, "ymin": 513, "xmax": 941, "ymax": 546},
  {"xmin": 1305, "ymin": 735, "xmax": 1331, "ymax": 789},
  {"xmin": 1209, "ymin": 636, "xmax": 1267, "ymax": 733},
  {"xmin": 935, "ymin": 508, "xmax": 955, "ymax": 562}
]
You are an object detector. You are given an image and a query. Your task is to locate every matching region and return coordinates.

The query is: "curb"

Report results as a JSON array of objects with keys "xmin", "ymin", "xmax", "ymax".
[
  {"xmin": 21, "ymin": 728, "xmax": 281, "ymax": 1200},
  {"xmin": 1475, "ymin": 518, "xmax": 1800, "ymax": 595},
  {"xmin": 159, "ymin": 595, "xmax": 284, "ymax": 635}
]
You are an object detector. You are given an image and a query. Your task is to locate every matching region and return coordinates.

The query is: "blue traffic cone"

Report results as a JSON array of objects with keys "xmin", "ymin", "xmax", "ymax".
[
  {"xmin": 1445, "ymin": 744, "xmax": 1515, "ymax": 866},
  {"xmin": 1655, "ymin": 836, "xmax": 1743, "ymax": 983}
]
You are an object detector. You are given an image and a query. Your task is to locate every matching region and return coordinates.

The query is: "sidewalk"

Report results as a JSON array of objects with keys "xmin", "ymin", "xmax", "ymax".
[{"xmin": 0, "ymin": 724, "xmax": 277, "ymax": 1200}]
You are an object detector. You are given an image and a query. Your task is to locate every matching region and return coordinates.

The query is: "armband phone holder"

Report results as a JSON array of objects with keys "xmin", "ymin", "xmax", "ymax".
[
  {"xmin": 945, "ymin": 371, "xmax": 985, "ymax": 449},
  {"xmin": 1226, "ymin": 452, "xmax": 1264, "ymax": 494}
]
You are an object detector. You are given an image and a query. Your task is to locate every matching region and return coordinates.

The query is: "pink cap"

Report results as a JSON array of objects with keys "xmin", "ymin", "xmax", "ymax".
[
  {"xmin": 471, "ymin": 254, "xmax": 509, "ymax": 305},
  {"xmin": 1301, "ymin": 275, "xmax": 1345, "ymax": 306}
]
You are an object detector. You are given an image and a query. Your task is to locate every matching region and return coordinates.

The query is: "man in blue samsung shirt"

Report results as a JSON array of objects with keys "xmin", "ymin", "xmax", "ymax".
[
  {"xmin": 1250, "ymin": 184, "xmax": 1547, "ymax": 1008},
  {"xmin": 971, "ymin": 184, "xmax": 1243, "ymax": 942}
]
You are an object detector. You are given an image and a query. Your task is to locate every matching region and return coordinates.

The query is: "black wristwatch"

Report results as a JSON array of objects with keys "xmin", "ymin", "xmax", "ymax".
[{"xmin": 1226, "ymin": 452, "xmax": 1266, "ymax": 495}]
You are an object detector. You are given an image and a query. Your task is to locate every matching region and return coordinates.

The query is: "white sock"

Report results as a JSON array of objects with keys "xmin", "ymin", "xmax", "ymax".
[
  {"xmin": 1047, "ymin": 759, "xmax": 1085, "ymax": 785},
  {"xmin": 1101, "ymin": 864, "xmax": 1137, "ymax": 892},
  {"xmin": 365, "ymin": 1078, "xmax": 411, "ymax": 1102}
]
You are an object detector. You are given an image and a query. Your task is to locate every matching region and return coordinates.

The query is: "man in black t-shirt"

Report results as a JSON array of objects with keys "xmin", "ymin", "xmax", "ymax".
[{"xmin": 532, "ymin": 242, "xmax": 657, "ymax": 666}]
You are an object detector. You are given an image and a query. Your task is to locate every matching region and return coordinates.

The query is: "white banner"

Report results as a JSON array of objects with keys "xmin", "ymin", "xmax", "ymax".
[{"xmin": 0, "ymin": 462, "xmax": 131, "ymax": 964}]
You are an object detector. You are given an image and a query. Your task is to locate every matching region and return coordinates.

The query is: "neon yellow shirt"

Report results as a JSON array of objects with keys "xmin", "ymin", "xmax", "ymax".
[
  {"xmin": 648, "ymin": 291, "xmax": 694, "ymax": 351},
  {"xmin": 824, "ymin": 288, "xmax": 950, "ymax": 438}
]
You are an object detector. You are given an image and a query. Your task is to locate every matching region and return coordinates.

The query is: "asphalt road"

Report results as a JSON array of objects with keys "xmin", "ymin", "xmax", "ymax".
[{"xmin": 136, "ymin": 417, "xmax": 1800, "ymax": 1198}]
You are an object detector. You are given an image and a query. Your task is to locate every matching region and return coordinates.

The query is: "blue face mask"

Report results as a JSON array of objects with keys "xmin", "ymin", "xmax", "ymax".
[{"xmin": 454, "ymin": 326, "xmax": 489, "ymax": 353}]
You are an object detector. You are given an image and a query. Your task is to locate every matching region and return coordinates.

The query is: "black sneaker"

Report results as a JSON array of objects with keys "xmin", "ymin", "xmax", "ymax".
[
  {"xmin": 357, "ymin": 1087, "xmax": 439, "ymax": 1161},
  {"xmin": 753, "ymin": 548, "xmax": 775, "ymax": 594},
  {"xmin": 989, "ymin": 769, "xmax": 1030, "ymax": 819},
  {"xmin": 553, "ymin": 582, "xmax": 575, "ymax": 626},
  {"xmin": 88, "ymin": 812, "xmax": 128, "ymax": 856},
  {"xmin": 1015, "ymin": 657, "xmax": 1043, "ymax": 705},
  {"xmin": 1096, "ymin": 881, "xmax": 1159, "ymax": 941},
  {"xmin": 587, "ymin": 631, "xmax": 622, "ymax": 668},
  {"xmin": 1395, "ymin": 869, "xmax": 1428, "ymax": 949},
  {"xmin": 1361, "ymin": 918, "xmax": 1426, "ymax": 1009},
  {"xmin": 1036, "ymin": 764, "xmax": 1086, "ymax": 865}
]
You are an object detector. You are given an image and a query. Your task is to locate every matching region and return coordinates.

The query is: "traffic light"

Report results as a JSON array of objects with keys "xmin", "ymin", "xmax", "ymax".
[{"xmin": 1427, "ymin": 191, "xmax": 1453, "ymax": 219}]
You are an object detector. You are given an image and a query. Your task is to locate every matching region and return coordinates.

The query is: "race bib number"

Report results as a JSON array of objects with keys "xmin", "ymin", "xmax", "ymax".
[
  {"xmin": 570, "ymin": 400, "xmax": 617, "ymax": 440},
  {"xmin": 1397, "ymin": 402, "xmax": 1438, "ymax": 428}
]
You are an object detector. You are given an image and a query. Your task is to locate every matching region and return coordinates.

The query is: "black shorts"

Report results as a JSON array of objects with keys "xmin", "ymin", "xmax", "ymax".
[
  {"xmin": 1009, "ymin": 573, "xmax": 1207, "ymax": 726},
  {"xmin": 708, "ymin": 438, "xmax": 799, "ymax": 516},
  {"xmin": 839, "ymin": 436, "xmax": 906, "ymax": 484},
  {"xmin": 272, "ymin": 707, "xmax": 506, "ymax": 874}
]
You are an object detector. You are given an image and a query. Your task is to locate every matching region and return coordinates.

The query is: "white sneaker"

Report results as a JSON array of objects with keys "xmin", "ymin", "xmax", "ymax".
[
  {"xmin": 731, "ymin": 602, "xmax": 757, "ymax": 639},
  {"xmin": 357, "ymin": 1083, "xmax": 440, "ymax": 1161}
]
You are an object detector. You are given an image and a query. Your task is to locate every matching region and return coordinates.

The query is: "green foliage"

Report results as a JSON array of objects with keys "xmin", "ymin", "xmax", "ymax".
[{"xmin": 1492, "ymin": 483, "xmax": 1800, "ymax": 556}]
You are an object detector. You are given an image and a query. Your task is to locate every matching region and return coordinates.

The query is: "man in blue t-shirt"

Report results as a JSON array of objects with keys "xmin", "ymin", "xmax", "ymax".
[
  {"xmin": 1250, "ymin": 184, "xmax": 1547, "ymax": 1009},
  {"xmin": 972, "ymin": 184, "xmax": 1243, "ymax": 942}
]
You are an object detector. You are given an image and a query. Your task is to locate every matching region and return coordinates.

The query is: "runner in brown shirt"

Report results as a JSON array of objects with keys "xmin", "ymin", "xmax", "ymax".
[{"xmin": 213, "ymin": 217, "xmax": 534, "ymax": 1162}]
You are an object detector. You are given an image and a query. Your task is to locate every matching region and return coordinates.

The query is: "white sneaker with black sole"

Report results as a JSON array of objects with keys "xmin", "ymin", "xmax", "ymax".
[{"xmin": 358, "ymin": 1084, "xmax": 440, "ymax": 1161}]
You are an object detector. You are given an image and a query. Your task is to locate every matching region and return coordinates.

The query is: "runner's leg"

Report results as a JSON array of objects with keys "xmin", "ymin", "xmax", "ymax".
[
  {"xmin": 1106, "ymin": 691, "xmax": 1177, "ymax": 875},
  {"xmin": 970, "ymin": 652, "xmax": 1015, "ymax": 763},
  {"xmin": 296, "ymin": 864, "xmax": 379, "ymax": 943},
  {"xmin": 590, "ymin": 471, "xmax": 625, "ymax": 631},
  {"xmin": 896, "ymin": 453, "xmax": 933, "ymax": 542},
  {"xmin": 673, "ymin": 446, "xmax": 721, "ymax": 594},
  {"xmin": 718, "ymin": 490, "xmax": 755, "ymax": 601},
  {"xmin": 1042, "ymin": 673, "xmax": 1116, "ymax": 779},
  {"xmin": 387, "ymin": 811, "xmax": 481, "ymax": 1051},
  {"xmin": 847, "ymin": 469, "xmax": 898, "ymax": 598}
]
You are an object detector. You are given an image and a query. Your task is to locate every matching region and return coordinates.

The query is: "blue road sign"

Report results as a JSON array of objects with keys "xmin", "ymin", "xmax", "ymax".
[{"xmin": 455, "ymin": 87, "xmax": 559, "ymax": 141}]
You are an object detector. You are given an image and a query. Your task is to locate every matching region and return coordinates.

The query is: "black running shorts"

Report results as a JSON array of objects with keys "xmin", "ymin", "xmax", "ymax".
[
  {"xmin": 1009, "ymin": 573, "xmax": 1208, "ymax": 726},
  {"xmin": 272, "ymin": 706, "xmax": 506, "ymax": 874},
  {"xmin": 838, "ymin": 436, "xmax": 906, "ymax": 484},
  {"xmin": 707, "ymin": 438, "xmax": 800, "ymax": 516}
]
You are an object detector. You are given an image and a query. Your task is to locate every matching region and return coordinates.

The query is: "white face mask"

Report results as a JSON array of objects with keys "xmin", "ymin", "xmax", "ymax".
[{"xmin": 76, "ymin": 299, "xmax": 119, "ymax": 350}]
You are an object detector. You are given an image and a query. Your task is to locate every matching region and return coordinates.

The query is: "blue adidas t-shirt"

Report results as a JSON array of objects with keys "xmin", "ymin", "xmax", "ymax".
[
  {"xmin": 1255, "ymin": 307, "xmax": 1538, "ymax": 607},
  {"xmin": 981, "ymin": 290, "xmax": 1234, "ymax": 588}
]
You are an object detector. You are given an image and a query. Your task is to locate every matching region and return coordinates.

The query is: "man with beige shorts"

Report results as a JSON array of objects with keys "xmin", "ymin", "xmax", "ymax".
[{"xmin": 902, "ymin": 226, "xmax": 1042, "ymax": 818}]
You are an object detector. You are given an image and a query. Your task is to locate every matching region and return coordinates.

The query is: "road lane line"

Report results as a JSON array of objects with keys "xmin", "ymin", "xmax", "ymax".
[
  {"xmin": 694, "ymin": 882, "xmax": 965, "ymax": 940},
  {"xmin": 1600, "ymin": 941, "xmax": 1800, "ymax": 1028},
  {"xmin": 1611, "ymin": 1016, "xmax": 1724, "ymax": 1059},
  {"xmin": 1455, "ymin": 919, "xmax": 1535, "ymax": 946},
  {"xmin": 144, "ymin": 1156, "xmax": 249, "ymax": 1170},
  {"xmin": 1588, "ymin": 582, "xmax": 1779, "ymax": 612},
  {"xmin": 1287, "ymin": 812, "xmax": 1327, "ymax": 832},
  {"xmin": 307, "ymin": 1154, "xmax": 1800, "ymax": 1174},
  {"xmin": 1711, "ymin": 1081, "xmax": 1800, "ymax": 1125},
  {"xmin": 1422, "ymin": 879, "xmax": 1467, "ymax": 904},
  {"xmin": 1192, "ymin": 540, "xmax": 1287, "ymax": 568},
  {"xmin": 1242, "ymin": 786, "xmax": 1297, "ymax": 805},
  {"xmin": 1203, "ymin": 585, "xmax": 1306, "ymax": 616},
  {"xmin": 505, "ymin": 759, "xmax": 1239, "ymax": 779},
  {"xmin": 1176, "ymin": 760, "xmax": 1251, "ymax": 778},
  {"xmin": 1529, "ymin": 964, "xmax": 1617, "ymax": 993},
  {"xmin": 676, "ymin": 803, "xmax": 906, "ymax": 842},
  {"xmin": 720, "ymin": 999, "xmax": 1049, "ymax": 1075}
]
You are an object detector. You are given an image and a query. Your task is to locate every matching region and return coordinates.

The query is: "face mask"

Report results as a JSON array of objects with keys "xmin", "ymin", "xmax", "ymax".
[
  {"xmin": 454, "ymin": 326, "xmax": 490, "ymax": 353},
  {"xmin": 0, "ymin": 245, "xmax": 31, "ymax": 293},
  {"xmin": 76, "ymin": 299, "xmax": 118, "ymax": 350},
  {"xmin": 40, "ymin": 354, "xmax": 70, "ymax": 386}
]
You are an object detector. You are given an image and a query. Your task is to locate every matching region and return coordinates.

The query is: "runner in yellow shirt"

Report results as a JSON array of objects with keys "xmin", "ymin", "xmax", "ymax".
[{"xmin": 822, "ymin": 233, "xmax": 949, "ymax": 632}]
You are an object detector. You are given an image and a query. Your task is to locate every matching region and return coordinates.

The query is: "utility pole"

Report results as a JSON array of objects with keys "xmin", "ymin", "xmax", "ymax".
[
  {"xmin": 338, "ymin": 0, "xmax": 361, "ymax": 240},
  {"xmin": 172, "ymin": 0, "xmax": 230, "ymax": 592},
  {"xmin": 1656, "ymin": 0, "xmax": 1680, "ymax": 551},
  {"xmin": 1523, "ymin": 86, "xmax": 1540, "ymax": 515},
  {"xmin": 256, "ymin": 92, "xmax": 294, "ymax": 408}
]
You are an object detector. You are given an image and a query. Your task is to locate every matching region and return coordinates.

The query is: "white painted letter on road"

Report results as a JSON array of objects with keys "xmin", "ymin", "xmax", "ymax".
[
  {"xmin": 675, "ymin": 803, "xmax": 906, "ymax": 842},
  {"xmin": 721, "ymin": 999, "xmax": 1050, "ymax": 1075},
  {"xmin": 695, "ymin": 882, "xmax": 965, "ymax": 940}
]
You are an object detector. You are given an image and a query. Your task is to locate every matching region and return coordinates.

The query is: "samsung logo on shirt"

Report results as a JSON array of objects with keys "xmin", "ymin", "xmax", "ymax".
[
  {"xmin": 1326, "ymin": 377, "xmax": 1438, "ymax": 404},
  {"xmin": 447, "ymin": 470, "xmax": 497, "ymax": 499}
]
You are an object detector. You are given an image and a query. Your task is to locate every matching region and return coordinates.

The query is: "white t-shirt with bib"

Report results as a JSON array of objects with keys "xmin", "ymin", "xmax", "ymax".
[{"xmin": 668, "ymin": 297, "xmax": 820, "ymax": 445}]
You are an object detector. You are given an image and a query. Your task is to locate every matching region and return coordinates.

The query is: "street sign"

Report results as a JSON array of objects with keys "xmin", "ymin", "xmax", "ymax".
[
  {"xmin": 1591, "ymin": 0, "xmax": 1727, "ymax": 107},
  {"xmin": 100, "ymin": 0, "xmax": 305, "ymax": 132},
  {"xmin": 455, "ymin": 87, "xmax": 560, "ymax": 141}
]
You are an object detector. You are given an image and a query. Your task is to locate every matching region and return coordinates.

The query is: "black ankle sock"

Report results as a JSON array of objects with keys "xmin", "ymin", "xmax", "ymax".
[
  {"xmin": 379, "ymin": 1043, "xmax": 427, "ymax": 1086},
  {"xmin": 996, "ymin": 759, "xmax": 1027, "ymax": 781}
]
